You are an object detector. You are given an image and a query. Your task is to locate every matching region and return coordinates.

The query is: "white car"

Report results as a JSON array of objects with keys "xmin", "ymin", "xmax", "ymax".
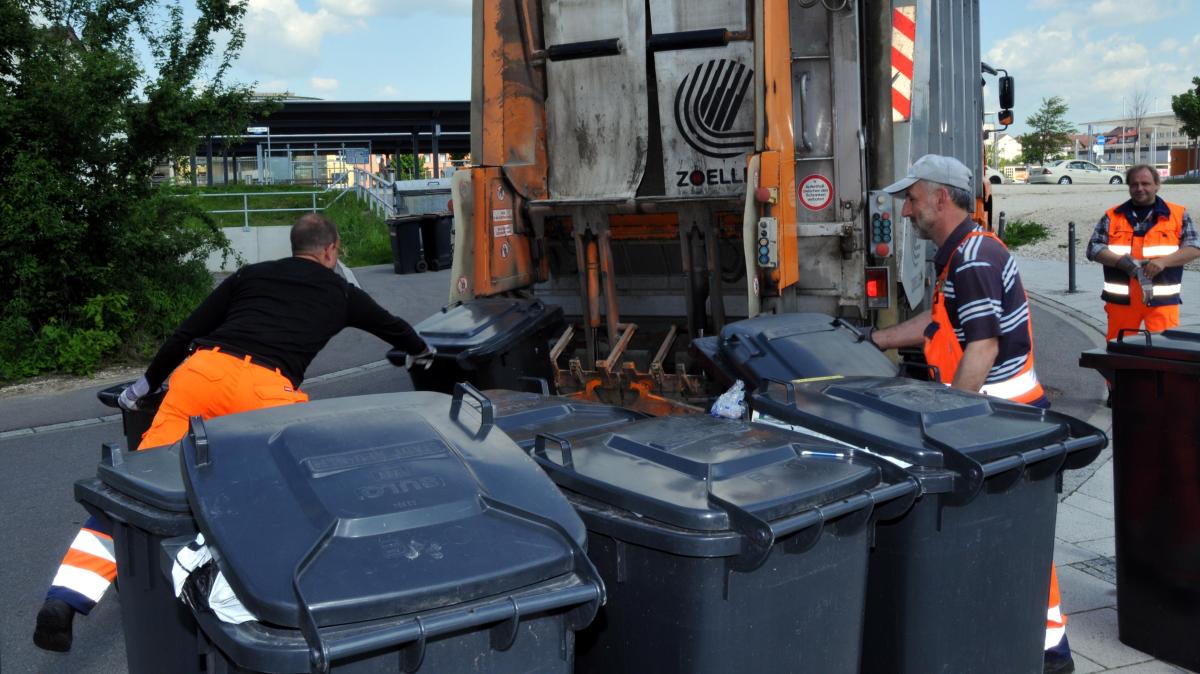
[
  {"xmin": 1028, "ymin": 160, "xmax": 1123, "ymax": 185},
  {"xmin": 985, "ymin": 166, "xmax": 1007, "ymax": 184}
]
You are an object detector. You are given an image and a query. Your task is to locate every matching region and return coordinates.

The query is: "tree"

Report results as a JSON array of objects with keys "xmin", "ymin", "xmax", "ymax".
[
  {"xmin": 0, "ymin": 1, "xmax": 275, "ymax": 379},
  {"xmin": 1173, "ymin": 76, "xmax": 1200, "ymax": 173},
  {"xmin": 1018, "ymin": 96, "xmax": 1076, "ymax": 165},
  {"xmin": 1127, "ymin": 87, "xmax": 1150, "ymax": 164}
]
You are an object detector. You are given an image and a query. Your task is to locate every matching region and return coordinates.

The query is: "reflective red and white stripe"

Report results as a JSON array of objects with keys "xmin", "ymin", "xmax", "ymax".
[
  {"xmin": 1046, "ymin": 566, "xmax": 1067, "ymax": 650},
  {"xmin": 891, "ymin": 6, "xmax": 916, "ymax": 122},
  {"xmin": 50, "ymin": 525, "xmax": 116, "ymax": 606}
]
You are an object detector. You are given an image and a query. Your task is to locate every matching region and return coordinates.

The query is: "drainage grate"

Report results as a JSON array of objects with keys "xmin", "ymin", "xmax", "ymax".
[{"xmin": 1069, "ymin": 555, "xmax": 1117, "ymax": 584}]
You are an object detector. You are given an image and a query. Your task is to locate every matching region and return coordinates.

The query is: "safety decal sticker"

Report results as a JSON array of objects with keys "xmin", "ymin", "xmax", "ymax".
[
  {"xmin": 456, "ymin": 276, "xmax": 469, "ymax": 294},
  {"xmin": 798, "ymin": 174, "xmax": 833, "ymax": 211},
  {"xmin": 493, "ymin": 224, "xmax": 514, "ymax": 238},
  {"xmin": 492, "ymin": 208, "xmax": 513, "ymax": 223},
  {"xmin": 500, "ymin": 241, "xmax": 511, "ymax": 259}
]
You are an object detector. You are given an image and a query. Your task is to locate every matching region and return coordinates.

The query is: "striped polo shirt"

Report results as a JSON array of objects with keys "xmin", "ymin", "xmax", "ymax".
[{"xmin": 928, "ymin": 218, "xmax": 1036, "ymax": 390}]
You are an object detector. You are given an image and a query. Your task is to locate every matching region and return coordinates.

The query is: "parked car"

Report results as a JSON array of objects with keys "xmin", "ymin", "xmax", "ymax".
[
  {"xmin": 1028, "ymin": 160, "xmax": 1123, "ymax": 185},
  {"xmin": 985, "ymin": 166, "xmax": 1008, "ymax": 184}
]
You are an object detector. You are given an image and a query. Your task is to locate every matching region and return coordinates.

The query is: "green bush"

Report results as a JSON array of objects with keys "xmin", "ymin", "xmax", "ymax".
[
  {"xmin": 1001, "ymin": 220, "xmax": 1051, "ymax": 249},
  {"xmin": 325, "ymin": 195, "xmax": 392, "ymax": 267}
]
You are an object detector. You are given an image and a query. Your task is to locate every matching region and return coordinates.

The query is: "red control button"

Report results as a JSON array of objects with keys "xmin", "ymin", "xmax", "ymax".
[
  {"xmin": 875, "ymin": 242, "xmax": 891, "ymax": 257},
  {"xmin": 755, "ymin": 187, "xmax": 773, "ymax": 203}
]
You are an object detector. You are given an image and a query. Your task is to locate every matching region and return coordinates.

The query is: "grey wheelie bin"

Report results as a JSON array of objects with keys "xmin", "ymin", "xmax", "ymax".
[
  {"xmin": 523, "ymin": 413, "xmax": 918, "ymax": 674},
  {"xmin": 396, "ymin": 298, "xmax": 565, "ymax": 394},
  {"xmin": 420, "ymin": 213, "xmax": 453, "ymax": 271},
  {"xmin": 483, "ymin": 385, "xmax": 648, "ymax": 450},
  {"xmin": 97, "ymin": 382, "xmax": 166, "ymax": 451},
  {"xmin": 1081, "ymin": 328, "xmax": 1200, "ymax": 672},
  {"xmin": 166, "ymin": 387, "xmax": 603, "ymax": 673},
  {"xmin": 752, "ymin": 376, "xmax": 1107, "ymax": 674},
  {"xmin": 74, "ymin": 442, "xmax": 200, "ymax": 674}
]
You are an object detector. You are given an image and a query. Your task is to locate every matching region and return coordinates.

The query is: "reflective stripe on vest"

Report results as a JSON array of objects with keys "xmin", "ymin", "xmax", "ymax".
[
  {"xmin": 980, "ymin": 368, "xmax": 1042, "ymax": 401},
  {"xmin": 1100, "ymin": 201, "xmax": 1186, "ymax": 306}
]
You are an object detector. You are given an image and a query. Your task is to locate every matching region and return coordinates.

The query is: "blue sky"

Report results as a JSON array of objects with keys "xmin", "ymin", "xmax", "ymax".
[{"xmin": 223, "ymin": 0, "xmax": 1198, "ymax": 136}]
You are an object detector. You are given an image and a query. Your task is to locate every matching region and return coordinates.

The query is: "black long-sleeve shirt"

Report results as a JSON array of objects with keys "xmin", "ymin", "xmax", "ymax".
[{"xmin": 144, "ymin": 257, "xmax": 427, "ymax": 390}]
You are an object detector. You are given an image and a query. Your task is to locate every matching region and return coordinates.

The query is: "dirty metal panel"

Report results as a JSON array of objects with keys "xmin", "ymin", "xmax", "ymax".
[
  {"xmin": 544, "ymin": 0, "xmax": 648, "ymax": 200},
  {"xmin": 651, "ymin": 0, "xmax": 754, "ymax": 198}
]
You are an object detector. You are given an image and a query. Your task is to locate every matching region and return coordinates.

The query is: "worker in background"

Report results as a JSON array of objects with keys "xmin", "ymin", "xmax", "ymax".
[
  {"xmin": 866, "ymin": 154, "xmax": 1073, "ymax": 674},
  {"xmin": 33, "ymin": 213, "xmax": 435, "ymax": 652},
  {"xmin": 1086, "ymin": 164, "xmax": 1199, "ymax": 341}
]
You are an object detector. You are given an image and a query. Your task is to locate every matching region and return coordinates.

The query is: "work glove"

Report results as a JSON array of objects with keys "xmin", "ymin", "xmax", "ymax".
[
  {"xmin": 405, "ymin": 344, "xmax": 437, "ymax": 370},
  {"xmin": 1135, "ymin": 265, "xmax": 1156, "ymax": 305},
  {"xmin": 117, "ymin": 375, "xmax": 151, "ymax": 412},
  {"xmin": 1115, "ymin": 254, "xmax": 1140, "ymax": 277},
  {"xmin": 858, "ymin": 324, "xmax": 884, "ymax": 351}
]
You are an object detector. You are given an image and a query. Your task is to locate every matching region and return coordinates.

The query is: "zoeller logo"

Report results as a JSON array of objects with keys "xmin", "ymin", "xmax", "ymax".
[{"xmin": 674, "ymin": 59, "xmax": 755, "ymax": 159}]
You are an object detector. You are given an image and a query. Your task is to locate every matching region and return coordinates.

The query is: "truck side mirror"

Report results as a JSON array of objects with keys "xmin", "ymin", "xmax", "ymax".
[{"xmin": 999, "ymin": 75, "xmax": 1015, "ymax": 110}]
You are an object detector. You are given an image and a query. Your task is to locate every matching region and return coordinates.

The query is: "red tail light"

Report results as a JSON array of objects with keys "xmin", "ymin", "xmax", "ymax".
[{"xmin": 865, "ymin": 266, "xmax": 890, "ymax": 310}]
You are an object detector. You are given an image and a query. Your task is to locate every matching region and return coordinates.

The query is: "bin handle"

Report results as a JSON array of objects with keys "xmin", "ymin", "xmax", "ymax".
[
  {"xmin": 761, "ymin": 376, "xmax": 797, "ymax": 402},
  {"xmin": 292, "ymin": 518, "xmax": 338, "ymax": 674},
  {"xmin": 188, "ymin": 416, "xmax": 211, "ymax": 467},
  {"xmin": 518, "ymin": 376, "xmax": 552, "ymax": 396},
  {"xmin": 532, "ymin": 433, "xmax": 574, "ymax": 468},
  {"xmin": 450, "ymin": 382, "xmax": 494, "ymax": 437},
  {"xmin": 898, "ymin": 360, "xmax": 942, "ymax": 382},
  {"xmin": 1116, "ymin": 328, "xmax": 1152, "ymax": 345}
]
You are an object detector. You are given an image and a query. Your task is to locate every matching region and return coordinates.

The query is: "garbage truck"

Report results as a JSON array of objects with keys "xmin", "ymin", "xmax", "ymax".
[{"xmin": 436, "ymin": 0, "xmax": 1015, "ymax": 410}]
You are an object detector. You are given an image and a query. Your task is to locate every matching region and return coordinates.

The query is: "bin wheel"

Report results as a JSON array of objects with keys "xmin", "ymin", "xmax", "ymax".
[
  {"xmin": 428, "ymin": 260, "xmax": 441, "ymax": 272},
  {"xmin": 415, "ymin": 259, "xmax": 428, "ymax": 273}
]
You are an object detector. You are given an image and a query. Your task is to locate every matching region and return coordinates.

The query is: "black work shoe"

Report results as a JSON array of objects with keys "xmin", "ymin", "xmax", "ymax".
[
  {"xmin": 33, "ymin": 598, "xmax": 75, "ymax": 652},
  {"xmin": 1043, "ymin": 654, "xmax": 1075, "ymax": 674}
]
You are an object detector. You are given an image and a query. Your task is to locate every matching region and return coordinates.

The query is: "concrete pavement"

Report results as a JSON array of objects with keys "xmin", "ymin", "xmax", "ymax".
[{"xmin": 1018, "ymin": 253, "xmax": 1197, "ymax": 673}]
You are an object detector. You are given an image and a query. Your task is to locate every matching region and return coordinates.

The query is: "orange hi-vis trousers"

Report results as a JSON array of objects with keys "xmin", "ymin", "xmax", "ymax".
[
  {"xmin": 47, "ymin": 347, "xmax": 308, "ymax": 614},
  {"xmin": 1105, "ymin": 277, "xmax": 1180, "ymax": 341}
]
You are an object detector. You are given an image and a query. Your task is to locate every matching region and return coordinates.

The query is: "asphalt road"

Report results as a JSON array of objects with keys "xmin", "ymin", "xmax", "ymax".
[{"xmin": 0, "ymin": 267, "xmax": 1107, "ymax": 672}]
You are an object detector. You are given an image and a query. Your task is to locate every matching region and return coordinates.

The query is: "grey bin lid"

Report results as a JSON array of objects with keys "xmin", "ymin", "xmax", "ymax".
[
  {"xmin": 414, "ymin": 298, "xmax": 563, "ymax": 361},
  {"xmin": 753, "ymin": 376, "xmax": 1069, "ymax": 467},
  {"xmin": 531, "ymin": 415, "xmax": 883, "ymax": 533},
  {"xmin": 180, "ymin": 391, "xmax": 588, "ymax": 629},
  {"xmin": 719, "ymin": 313, "xmax": 898, "ymax": 385},
  {"xmin": 97, "ymin": 443, "xmax": 189, "ymax": 513},
  {"xmin": 485, "ymin": 389, "xmax": 648, "ymax": 450}
]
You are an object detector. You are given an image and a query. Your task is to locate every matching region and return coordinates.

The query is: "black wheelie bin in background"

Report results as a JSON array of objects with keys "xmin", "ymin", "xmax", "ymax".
[
  {"xmin": 396, "ymin": 298, "xmax": 565, "ymax": 394},
  {"xmin": 98, "ymin": 382, "xmax": 166, "ymax": 451},
  {"xmin": 386, "ymin": 214, "xmax": 427, "ymax": 274},
  {"xmin": 420, "ymin": 213, "xmax": 453, "ymax": 271},
  {"xmin": 1081, "ymin": 329, "xmax": 1200, "ymax": 672},
  {"xmin": 165, "ymin": 388, "xmax": 603, "ymax": 673},
  {"xmin": 523, "ymin": 413, "xmax": 918, "ymax": 674},
  {"xmin": 752, "ymin": 376, "xmax": 1107, "ymax": 674},
  {"xmin": 74, "ymin": 443, "xmax": 200, "ymax": 674}
]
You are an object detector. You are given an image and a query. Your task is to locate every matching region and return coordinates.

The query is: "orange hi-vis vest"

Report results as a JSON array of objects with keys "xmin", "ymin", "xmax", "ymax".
[
  {"xmin": 1101, "ymin": 201, "xmax": 1186, "ymax": 306},
  {"xmin": 924, "ymin": 231, "xmax": 1046, "ymax": 404}
]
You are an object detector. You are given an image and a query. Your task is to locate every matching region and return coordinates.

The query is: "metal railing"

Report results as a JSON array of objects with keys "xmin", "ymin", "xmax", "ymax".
[
  {"xmin": 352, "ymin": 167, "xmax": 397, "ymax": 218},
  {"xmin": 197, "ymin": 189, "xmax": 350, "ymax": 230}
]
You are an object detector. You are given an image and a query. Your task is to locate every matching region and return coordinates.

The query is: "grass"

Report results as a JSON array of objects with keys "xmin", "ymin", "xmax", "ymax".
[
  {"xmin": 186, "ymin": 184, "xmax": 393, "ymax": 266},
  {"xmin": 1001, "ymin": 219, "xmax": 1051, "ymax": 250}
]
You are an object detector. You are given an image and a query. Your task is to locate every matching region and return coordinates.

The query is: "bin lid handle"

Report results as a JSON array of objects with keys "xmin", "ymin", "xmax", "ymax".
[
  {"xmin": 706, "ymin": 480, "xmax": 777, "ymax": 572},
  {"xmin": 450, "ymin": 382, "xmax": 494, "ymax": 438}
]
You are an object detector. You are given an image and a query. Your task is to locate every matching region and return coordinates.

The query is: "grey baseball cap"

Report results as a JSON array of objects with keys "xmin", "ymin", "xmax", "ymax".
[{"xmin": 882, "ymin": 154, "xmax": 973, "ymax": 194}]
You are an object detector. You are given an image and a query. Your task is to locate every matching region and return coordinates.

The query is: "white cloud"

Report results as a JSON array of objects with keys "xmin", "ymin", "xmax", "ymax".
[
  {"xmin": 316, "ymin": 0, "xmax": 470, "ymax": 17},
  {"xmin": 379, "ymin": 84, "xmax": 401, "ymax": 96},
  {"xmin": 310, "ymin": 77, "xmax": 339, "ymax": 95},
  {"xmin": 237, "ymin": 0, "xmax": 347, "ymax": 79},
  {"xmin": 986, "ymin": 15, "xmax": 1198, "ymax": 130}
]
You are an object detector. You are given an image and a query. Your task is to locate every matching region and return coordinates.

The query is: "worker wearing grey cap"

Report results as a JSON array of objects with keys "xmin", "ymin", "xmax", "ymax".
[{"xmin": 867, "ymin": 154, "xmax": 1073, "ymax": 674}]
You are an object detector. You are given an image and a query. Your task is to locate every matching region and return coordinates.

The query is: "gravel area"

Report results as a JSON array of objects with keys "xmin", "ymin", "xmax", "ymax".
[{"xmin": 993, "ymin": 183, "xmax": 1200, "ymax": 269}]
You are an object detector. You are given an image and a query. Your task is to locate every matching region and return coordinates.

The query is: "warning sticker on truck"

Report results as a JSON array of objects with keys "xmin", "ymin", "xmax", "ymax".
[
  {"xmin": 798, "ymin": 175, "xmax": 833, "ymax": 211},
  {"xmin": 493, "ymin": 224, "xmax": 513, "ymax": 238},
  {"xmin": 492, "ymin": 208, "xmax": 513, "ymax": 223}
]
